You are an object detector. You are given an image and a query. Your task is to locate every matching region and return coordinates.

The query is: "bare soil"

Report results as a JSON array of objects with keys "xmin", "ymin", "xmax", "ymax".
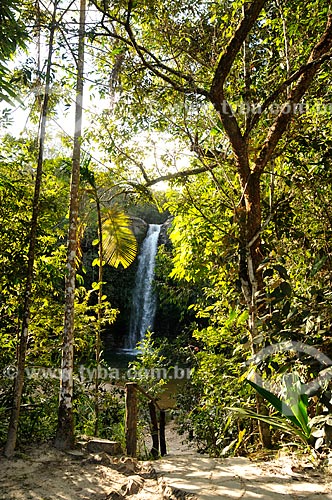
[
  {"xmin": 0, "ymin": 421, "xmax": 191, "ymax": 500},
  {"xmin": 0, "ymin": 444, "xmax": 161, "ymax": 500},
  {"xmin": 0, "ymin": 425, "xmax": 331, "ymax": 500}
]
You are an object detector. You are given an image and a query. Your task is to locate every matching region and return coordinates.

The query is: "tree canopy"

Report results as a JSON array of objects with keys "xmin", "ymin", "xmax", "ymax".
[
  {"xmin": 0, "ymin": 0, "xmax": 28, "ymax": 102},
  {"xmin": 1, "ymin": 0, "xmax": 332, "ymax": 456}
]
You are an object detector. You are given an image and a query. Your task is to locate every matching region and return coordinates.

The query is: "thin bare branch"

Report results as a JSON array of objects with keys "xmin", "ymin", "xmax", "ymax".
[
  {"xmin": 91, "ymin": 0, "xmax": 209, "ymax": 96},
  {"xmin": 246, "ymin": 50, "xmax": 332, "ymax": 135},
  {"xmin": 254, "ymin": 14, "xmax": 332, "ymax": 175},
  {"xmin": 144, "ymin": 163, "xmax": 221, "ymax": 187}
]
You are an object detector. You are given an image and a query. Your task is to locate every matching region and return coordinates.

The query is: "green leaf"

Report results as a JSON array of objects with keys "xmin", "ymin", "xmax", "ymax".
[
  {"xmin": 237, "ymin": 310, "xmax": 249, "ymax": 325},
  {"xmin": 101, "ymin": 206, "xmax": 137, "ymax": 269},
  {"xmin": 76, "ymin": 274, "xmax": 84, "ymax": 285},
  {"xmin": 92, "ymin": 281, "xmax": 101, "ymax": 290},
  {"xmin": 310, "ymin": 256, "xmax": 327, "ymax": 277},
  {"xmin": 270, "ymin": 282, "xmax": 292, "ymax": 302},
  {"xmin": 282, "ymin": 301, "xmax": 291, "ymax": 317},
  {"xmin": 210, "ymin": 127, "xmax": 220, "ymax": 136},
  {"xmin": 281, "ymin": 374, "xmax": 310, "ymax": 436},
  {"xmin": 227, "ymin": 407, "xmax": 309, "ymax": 444},
  {"xmin": 247, "ymin": 380, "xmax": 299, "ymax": 427},
  {"xmin": 280, "ymin": 282, "xmax": 292, "ymax": 297}
]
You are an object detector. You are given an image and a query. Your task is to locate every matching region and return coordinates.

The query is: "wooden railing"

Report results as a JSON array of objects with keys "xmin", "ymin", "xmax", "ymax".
[{"xmin": 125, "ymin": 382, "xmax": 167, "ymax": 458}]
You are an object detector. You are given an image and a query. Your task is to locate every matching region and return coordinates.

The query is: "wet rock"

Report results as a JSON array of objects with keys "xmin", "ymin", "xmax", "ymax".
[
  {"xmin": 130, "ymin": 217, "xmax": 148, "ymax": 244},
  {"xmin": 159, "ymin": 217, "xmax": 173, "ymax": 247}
]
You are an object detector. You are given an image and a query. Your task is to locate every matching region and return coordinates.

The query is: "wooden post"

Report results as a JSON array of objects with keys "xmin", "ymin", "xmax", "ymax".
[
  {"xmin": 159, "ymin": 409, "xmax": 167, "ymax": 456},
  {"xmin": 148, "ymin": 401, "xmax": 159, "ymax": 458},
  {"xmin": 125, "ymin": 382, "xmax": 138, "ymax": 457}
]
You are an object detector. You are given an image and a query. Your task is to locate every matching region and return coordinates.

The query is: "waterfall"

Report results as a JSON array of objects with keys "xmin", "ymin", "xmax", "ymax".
[{"xmin": 125, "ymin": 224, "xmax": 161, "ymax": 350}]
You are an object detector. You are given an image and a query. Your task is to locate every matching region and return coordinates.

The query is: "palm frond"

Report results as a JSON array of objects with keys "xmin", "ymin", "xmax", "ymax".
[
  {"xmin": 227, "ymin": 406, "xmax": 309, "ymax": 444},
  {"xmin": 101, "ymin": 206, "xmax": 137, "ymax": 269}
]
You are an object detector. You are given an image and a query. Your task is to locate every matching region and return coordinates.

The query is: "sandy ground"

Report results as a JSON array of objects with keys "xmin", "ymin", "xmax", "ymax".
[
  {"xmin": 155, "ymin": 452, "xmax": 332, "ymax": 500},
  {"xmin": 0, "ymin": 421, "xmax": 190, "ymax": 500},
  {"xmin": 0, "ymin": 444, "xmax": 161, "ymax": 500},
  {"xmin": 1, "ymin": 424, "xmax": 332, "ymax": 500}
]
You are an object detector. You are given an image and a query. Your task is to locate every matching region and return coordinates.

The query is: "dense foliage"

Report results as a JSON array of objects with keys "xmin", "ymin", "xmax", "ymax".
[{"xmin": 1, "ymin": 0, "xmax": 332, "ymax": 456}]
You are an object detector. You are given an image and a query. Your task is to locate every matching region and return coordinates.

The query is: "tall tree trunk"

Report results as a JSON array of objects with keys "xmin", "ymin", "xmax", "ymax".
[
  {"xmin": 238, "ymin": 171, "xmax": 272, "ymax": 448},
  {"xmin": 94, "ymin": 195, "xmax": 103, "ymax": 436},
  {"xmin": 4, "ymin": 2, "xmax": 57, "ymax": 458},
  {"xmin": 92, "ymin": 0, "xmax": 332, "ymax": 449},
  {"xmin": 54, "ymin": 0, "xmax": 86, "ymax": 450}
]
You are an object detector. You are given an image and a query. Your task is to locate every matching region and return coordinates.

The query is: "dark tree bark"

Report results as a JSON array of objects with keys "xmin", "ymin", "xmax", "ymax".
[
  {"xmin": 159, "ymin": 409, "xmax": 167, "ymax": 456},
  {"xmin": 148, "ymin": 401, "xmax": 159, "ymax": 458}
]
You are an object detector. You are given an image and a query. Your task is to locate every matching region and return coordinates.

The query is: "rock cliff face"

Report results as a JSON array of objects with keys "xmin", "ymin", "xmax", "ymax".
[
  {"xmin": 158, "ymin": 217, "xmax": 173, "ymax": 248},
  {"xmin": 130, "ymin": 216, "xmax": 172, "ymax": 249},
  {"xmin": 130, "ymin": 217, "xmax": 148, "ymax": 245}
]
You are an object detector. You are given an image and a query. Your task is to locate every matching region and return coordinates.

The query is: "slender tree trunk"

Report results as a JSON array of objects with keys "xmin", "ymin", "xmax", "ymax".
[
  {"xmin": 94, "ymin": 195, "xmax": 103, "ymax": 436},
  {"xmin": 148, "ymin": 401, "xmax": 159, "ymax": 458},
  {"xmin": 4, "ymin": 2, "xmax": 57, "ymax": 458},
  {"xmin": 54, "ymin": 0, "xmax": 86, "ymax": 450}
]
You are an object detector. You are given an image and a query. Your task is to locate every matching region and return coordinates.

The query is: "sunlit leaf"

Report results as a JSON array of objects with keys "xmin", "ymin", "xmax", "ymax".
[{"xmin": 101, "ymin": 206, "xmax": 137, "ymax": 269}]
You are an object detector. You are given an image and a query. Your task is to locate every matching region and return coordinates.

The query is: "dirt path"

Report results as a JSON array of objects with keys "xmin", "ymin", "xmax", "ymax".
[
  {"xmin": 157, "ymin": 422, "xmax": 332, "ymax": 499},
  {"xmin": 1, "ymin": 425, "xmax": 332, "ymax": 500},
  {"xmin": 155, "ymin": 453, "xmax": 332, "ymax": 499}
]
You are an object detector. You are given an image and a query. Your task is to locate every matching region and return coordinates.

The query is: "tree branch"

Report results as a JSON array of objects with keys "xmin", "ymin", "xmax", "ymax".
[
  {"xmin": 246, "ymin": 50, "xmax": 332, "ymax": 135},
  {"xmin": 144, "ymin": 164, "xmax": 221, "ymax": 187},
  {"xmin": 123, "ymin": 1, "xmax": 208, "ymax": 96},
  {"xmin": 254, "ymin": 14, "xmax": 332, "ymax": 175},
  {"xmin": 210, "ymin": 0, "xmax": 267, "ymax": 97},
  {"xmin": 212, "ymin": 97, "xmax": 249, "ymax": 175},
  {"xmin": 91, "ymin": 0, "xmax": 209, "ymax": 96},
  {"xmin": 209, "ymin": 0, "xmax": 267, "ymax": 174}
]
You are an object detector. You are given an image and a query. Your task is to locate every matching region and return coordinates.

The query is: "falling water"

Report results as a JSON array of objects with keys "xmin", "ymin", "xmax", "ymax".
[{"xmin": 125, "ymin": 224, "xmax": 162, "ymax": 350}]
